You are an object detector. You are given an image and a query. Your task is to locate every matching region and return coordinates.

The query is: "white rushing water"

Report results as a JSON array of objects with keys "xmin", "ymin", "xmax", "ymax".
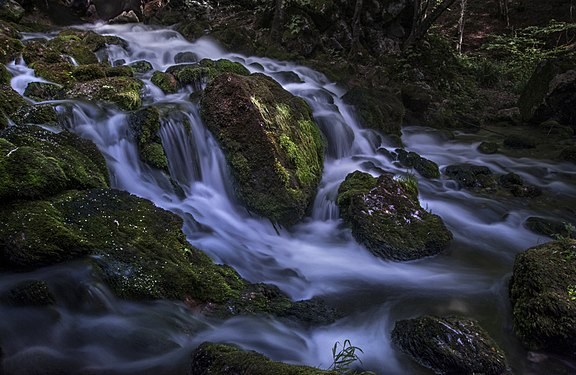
[{"xmin": 2, "ymin": 22, "xmax": 576, "ymax": 375}]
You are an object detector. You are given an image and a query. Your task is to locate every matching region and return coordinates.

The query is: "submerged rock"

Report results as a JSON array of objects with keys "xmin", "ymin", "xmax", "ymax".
[
  {"xmin": 395, "ymin": 149, "xmax": 440, "ymax": 178},
  {"xmin": 509, "ymin": 240, "xmax": 576, "ymax": 357},
  {"xmin": 391, "ymin": 315, "xmax": 509, "ymax": 375},
  {"xmin": 0, "ymin": 125, "xmax": 109, "ymax": 203},
  {"xmin": 444, "ymin": 164, "xmax": 496, "ymax": 191},
  {"xmin": 201, "ymin": 72, "xmax": 324, "ymax": 226},
  {"xmin": 337, "ymin": 171, "xmax": 452, "ymax": 261},
  {"xmin": 0, "ymin": 280, "xmax": 55, "ymax": 307},
  {"xmin": 190, "ymin": 342, "xmax": 340, "ymax": 375},
  {"xmin": 65, "ymin": 77, "xmax": 144, "ymax": 110}
]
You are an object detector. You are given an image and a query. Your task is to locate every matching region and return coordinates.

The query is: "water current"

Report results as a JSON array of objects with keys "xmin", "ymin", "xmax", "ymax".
[{"xmin": 2, "ymin": 23, "xmax": 576, "ymax": 374}]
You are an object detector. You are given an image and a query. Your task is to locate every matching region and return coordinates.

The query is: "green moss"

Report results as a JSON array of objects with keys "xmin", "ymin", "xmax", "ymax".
[
  {"xmin": 395, "ymin": 149, "xmax": 440, "ymax": 179},
  {"xmin": 105, "ymin": 65, "xmax": 134, "ymax": 78},
  {"xmin": 201, "ymin": 73, "xmax": 324, "ymax": 226},
  {"xmin": 140, "ymin": 143, "xmax": 169, "ymax": 171},
  {"xmin": 0, "ymin": 125, "xmax": 109, "ymax": 203},
  {"xmin": 23, "ymin": 82, "xmax": 63, "ymax": 101},
  {"xmin": 31, "ymin": 62, "xmax": 75, "ymax": 85},
  {"xmin": 72, "ymin": 64, "xmax": 107, "ymax": 82},
  {"xmin": 151, "ymin": 71, "xmax": 180, "ymax": 94},
  {"xmin": 65, "ymin": 77, "xmax": 144, "ymax": 110},
  {"xmin": 509, "ymin": 240, "xmax": 576, "ymax": 356},
  {"xmin": 0, "ymin": 63, "xmax": 10, "ymax": 84},
  {"xmin": 167, "ymin": 59, "xmax": 250, "ymax": 90},
  {"xmin": 190, "ymin": 342, "xmax": 340, "ymax": 375},
  {"xmin": 337, "ymin": 171, "xmax": 452, "ymax": 261},
  {"xmin": 0, "ymin": 34, "xmax": 23, "ymax": 63},
  {"xmin": 128, "ymin": 106, "xmax": 169, "ymax": 172},
  {"xmin": 11, "ymin": 104, "xmax": 59, "ymax": 126},
  {"xmin": 128, "ymin": 60, "xmax": 153, "ymax": 74},
  {"xmin": 0, "ymin": 84, "xmax": 25, "ymax": 118}
]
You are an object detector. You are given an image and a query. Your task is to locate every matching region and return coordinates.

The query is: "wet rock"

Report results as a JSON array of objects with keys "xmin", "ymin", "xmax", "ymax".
[
  {"xmin": 503, "ymin": 135, "xmax": 536, "ymax": 149},
  {"xmin": 128, "ymin": 60, "xmax": 153, "ymax": 73},
  {"xmin": 524, "ymin": 217, "xmax": 575, "ymax": 238},
  {"xmin": 24, "ymin": 82, "xmax": 64, "ymax": 101},
  {"xmin": 0, "ymin": 0, "xmax": 25, "ymax": 22},
  {"xmin": 0, "ymin": 125, "xmax": 109, "ymax": 203},
  {"xmin": 509, "ymin": 240, "xmax": 576, "ymax": 357},
  {"xmin": 128, "ymin": 106, "xmax": 168, "ymax": 171},
  {"xmin": 201, "ymin": 73, "xmax": 324, "ymax": 226},
  {"xmin": 518, "ymin": 57, "xmax": 576, "ymax": 128},
  {"xmin": 0, "ymin": 63, "xmax": 10, "ymax": 84},
  {"xmin": 391, "ymin": 315, "xmax": 509, "ymax": 375},
  {"xmin": 65, "ymin": 77, "xmax": 144, "ymax": 110},
  {"xmin": 108, "ymin": 10, "xmax": 140, "ymax": 24},
  {"xmin": 560, "ymin": 145, "xmax": 576, "ymax": 164},
  {"xmin": 0, "ymin": 280, "xmax": 55, "ymax": 306},
  {"xmin": 444, "ymin": 164, "xmax": 497, "ymax": 191},
  {"xmin": 478, "ymin": 141, "xmax": 499, "ymax": 154},
  {"xmin": 395, "ymin": 149, "xmax": 440, "ymax": 179},
  {"xmin": 11, "ymin": 104, "xmax": 59, "ymax": 127},
  {"xmin": 190, "ymin": 342, "xmax": 340, "ymax": 375},
  {"xmin": 342, "ymin": 86, "xmax": 404, "ymax": 139},
  {"xmin": 0, "ymin": 84, "xmax": 26, "ymax": 129},
  {"xmin": 498, "ymin": 173, "xmax": 542, "ymax": 198},
  {"xmin": 492, "ymin": 107, "xmax": 521, "ymax": 125},
  {"xmin": 71, "ymin": 64, "xmax": 107, "ymax": 82},
  {"xmin": 0, "ymin": 31, "xmax": 23, "ymax": 64},
  {"xmin": 167, "ymin": 58, "xmax": 250, "ymax": 90},
  {"xmin": 151, "ymin": 70, "xmax": 180, "ymax": 94},
  {"xmin": 337, "ymin": 171, "xmax": 452, "ymax": 261},
  {"xmin": 174, "ymin": 51, "xmax": 198, "ymax": 64}
]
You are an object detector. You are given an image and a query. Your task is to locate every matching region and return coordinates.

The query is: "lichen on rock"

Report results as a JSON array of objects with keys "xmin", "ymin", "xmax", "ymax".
[
  {"xmin": 337, "ymin": 171, "xmax": 452, "ymax": 261},
  {"xmin": 201, "ymin": 72, "xmax": 324, "ymax": 226}
]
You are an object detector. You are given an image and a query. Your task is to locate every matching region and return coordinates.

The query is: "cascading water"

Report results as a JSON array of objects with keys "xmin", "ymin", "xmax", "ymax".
[{"xmin": 2, "ymin": 22, "xmax": 576, "ymax": 375}]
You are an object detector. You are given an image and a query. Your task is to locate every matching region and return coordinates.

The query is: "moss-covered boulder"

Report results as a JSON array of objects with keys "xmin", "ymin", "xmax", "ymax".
[
  {"xmin": 0, "ymin": 125, "xmax": 109, "ymax": 203},
  {"xmin": 201, "ymin": 73, "xmax": 324, "ymax": 226},
  {"xmin": 337, "ymin": 171, "xmax": 452, "ymax": 261},
  {"xmin": 128, "ymin": 106, "xmax": 168, "ymax": 171},
  {"xmin": 0, "ymin": 280, "xmax": 55, "ymax": 307},
  {"xmin": 395, "ymin": 149, "xmax": 440, "ymax": 178},
  {"xmin": 151, "ymin": 70, "xmax": 180, "ymax": 94},
  {"xmin": 190, "ymin": 342, "xmax": 340, "ymax": 375},
  {"xmin": 0, "ymin": 84, "xmax": 26, "ymax": 129},
  {"xmin": 0, "ymin": 63, "xmax": 10, "ymax": 84},
  {"xmin": 518, "ymin": 58, "xmax": 576, "ymax": 127},
  {"xmin": 128, "ymin": 60, "xmax": 153, "ymax": 74},
  {"xmin": 11, "ymin": 104, "xmax": 59, "ymax": 127},
  {"xmin": 391, "ymin": 316, "xmax": 509, "ymax": 375},
  {"xmin": 509, "ymin": 240, "xmax": 576, "ymax": 357},
  {"xmin": 0, "ymin": 26, "xmax": 23, "ymax": 63},
  {"xmin": 498, "ymin": 172, "xmax": 542, "ymax": 198},
  {"xmin": 23, "ymin": 82, "xmax": 63, "ymax": 101},
  {"xmin": 524, "ymin": 217, "xmax": 575, "ymax": 238},
  {"xmin": 65, "ymin": 77, "xmax": 143, "ymax": 110},
  {"xmin": 0, "ymin": 0, "xmax": 25, "ymax": 22},
  {"xmin": 166, "ymin": 58, "xmax": 250, "ymax": 90},
  {"xmin": 342, "ymin": 86, "xmax": 404, "ymax": 139},
  {"xmin": 560, "ymin": 145, "xmax": 576, "ymax": 164},
  {"xmin": 444, "ymin": 164, "xmax": 497, "ymax": 191}
]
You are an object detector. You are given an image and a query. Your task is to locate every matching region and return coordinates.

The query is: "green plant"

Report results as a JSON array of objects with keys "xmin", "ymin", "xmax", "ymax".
[
  {"xmin": 568, "ymin": 285, "xmax": 576, "ymax": 302},
  {"xmin": 330, "ymin": 339, "xmax": 364, "ymax": 374},
  {"xmin": 396, "ymin": 172, "xmax": 419, "ymax": 200}
]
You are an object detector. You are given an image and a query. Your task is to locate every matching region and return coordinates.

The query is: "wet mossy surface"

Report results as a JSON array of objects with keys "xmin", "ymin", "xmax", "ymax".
[
  {"xmin": 201, "ymin": 72, "xmax": 324, "ymax": 226},
  {"xmin": 395, "ymin": 149, "xmax": 440, "ymax": 179},
  {"xmin": 391, "ymin": 315, "xmax": 509, "ymax": 375},
  {"xmin": 11, "ymin": 104, "xmax": 59, "ymax": 127},
  {"xmin": 0, "ymin": 125, "xmax": 109, "ymax": 203},
  {"xmin": 23, "ymin": 82, "xmax": 63, "ymax": 101},
  {"xmin": 190, "ymin": 342, "xmax": 341, "ymax": 375},
  {"xmin": 0, "ymin": 83, "xmax": 26, "ymax": 127},
  {"xmin": 509, "ymin": 240, "xmax": 576, "ymax": 357},
  {"xmin": 0, "ymin": 279, "xmax": 55, "ymax": 307},
  {"xmin": 337, "ymin": 171, "xmax": 452, "ymax": 261},
  {"xmin": 444, "ymin": 164, "xmax": 497, "ymax": 191},
  {"xmin": 166, "ymin": 58, "xmax": 250, "ymax": 91},
  {"xmin": 0, "ymin": 62, "xmax": 10, "ymax": 84},
  {"xmin": 151, "ymin": 70, "xmax": 180, "ymax": 94},
  {"xmin": 128, "ymin": 106, "xmax": 169, "ymax": 172},
  {"xmin": 65, "ymin": 77, "xmax": 144, "ymax": 110}
]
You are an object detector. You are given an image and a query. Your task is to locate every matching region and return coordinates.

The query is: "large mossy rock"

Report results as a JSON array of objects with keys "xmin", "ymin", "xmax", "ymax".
[
  {"xmin": 509, "ymin": 240, "xmax": 576, "ymax": 357},
  {"xmin": 337, "ymin": 171, "xmax": 452, "ymax": 261},
  {"xmin": 190, "ymin": 342, "xmax": 340, "ymax": 375},
  {"xmin": 342, "ymin": 86, "xmax": 404, "ymax": 140},
  {"xmin": 518, "ymin": 58, "xmax": 576, "ymax": 128},
  {"xmin": 201, "ymin": 72, "xmax": 324, "ymax": 226},
  {"xmin": 444, "ymin": 164, "xmax": 497, "ymax": 191},
  {"xmin": 128, "ymin": 106, "xmax": 169, "ymax": 171},
  {"xmin": 65, "ymin": 77, "xmax": 144, "ymax": 110},
  {"xmin": 0, "ymin": 83, "xmax": 26, "ymax": 129},
  {"xmin": 391, "ymin": 315, "xmax": 508, "ymax": 375},
  {"xmin": 0, "ymin": 0, "xmax": 25, "ymax": 22},
  {"xmin": 0, "ymin": 125, "xmax": 109, "ymax": 203},
  {"xmin": 166, "ymin": 58, "xmax": 250, "ymax": 90},
  {"xmin": 395, "ymin": 149, "xmax": 440, "ymax": 179}
]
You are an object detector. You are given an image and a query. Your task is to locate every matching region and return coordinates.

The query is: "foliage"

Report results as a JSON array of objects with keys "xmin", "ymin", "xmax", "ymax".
[
  {"xmin": 330, "ymin": 340, "xmax": 364, "ymax": 374},
  {"xmin": 482, "ymin": 20, "xmax": 576, "ymax": 92}
]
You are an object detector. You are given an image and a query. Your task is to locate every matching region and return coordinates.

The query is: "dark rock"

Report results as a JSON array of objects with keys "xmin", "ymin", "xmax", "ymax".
[
  {"xmin": 0, "ymin": 84, "xmax": 26, "ymax": 129},
  {"xmin": 444, "ymin": 164, "xmax": 496, "ymax": 190},
  {"xmin": 128, "ymin": 106, "xmax": 168, "ymax": 171},
  {"xmin": 174, "ymin": 51, "xmax": 198, "ymax": 64},
  {"xmin": 391, "ymin": 315, "xmax": 509, "ymax": 375},
  {"xmin": 337, "ymin": 171, "xmax": 452, "ymax": 261},
  {"xmin": 167, "ymin": 58, "xmax": 250, "ymax": 90},
  {"xmin": 0, "ymin": 280, "xmax": 55, "ymax": 306},
  {"xmin": 509, "ymin": 240, "xmax": 576, "ymax": 357},
  {"xmin": 524, "ymin": 217, "xmax": 575, "ymax": 238},
  {"xmin": 503, "ymin": 135, "xmax": 536, "ymax": 149},
  {"xmin": 0, "ymin": 0, "xmax": 25, "ymax": 22},
  {"xmin": 492, "ymin": 107, "xmax": 521, "ymax": 125},
  {"xmin": 190, "ymin": 342, "xmax": 340, "ymax": 375},
  {"xmin": 151, "ymin": 70, "xmax": 180, "ymax": 94},
  {"xmin": 65, "ymin": 77, "xmax": 143, "ymax": 110},
  {"xmin": 108, "ymin": 10, "xmax": 140, "ymax": 24},
  {"xmin": 0, "ymin": 63, "xmax": 10, "ymax": 85},
  {"xmin": 201, "ymin": 73, "xmax": 324, "ymax": 226},
  {"xmin": 478, "ymin": 141, "xmax": 499, "ymax": 154},
  {"xmin": 395, "ymin": 149, "xmax": 440, "ymax": 178},
  {"xmin": 560, "ymin": 146, "xmax": 576, "ymax": 164},
  {"xmin": 343, "ymin": 86, "xmax": 404, "ymax": 138},
  {"xmin": 11, "ymin": 104, "xmax": 59, "ymax": 127},
  {"xmin": 128, "ymin": 60, "xmax": 153, "ymax": 74},
  {"xmin": 24, "ymin": 82, "xmax": 63, "ymax": 101},
  {"xmin": 498, "ymin": 173, "xmax": 542, "ymax": 198},
  {"xmin": 0, "ymin": 32, "xmax": 23, "ymax": 64},
  {"xmin": 0, "ymin": 125, "xmax": 109, "ymax": 203}
]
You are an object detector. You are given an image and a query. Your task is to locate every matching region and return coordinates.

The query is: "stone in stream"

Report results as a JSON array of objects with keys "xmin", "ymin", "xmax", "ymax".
[
  {"xmin": 201, "ymin": 72, "xmax": 324, "ymax": 227},
  {"xmin": 190, "ymin": 342, "xmax": 342, "ymax": 375},
  {"xmin": 0, "ymin": 280, "xmax": 55, "ymax": 307},
  {"xmin": 128, "ymin": 106, "xmax": 169, "ymax": 172},
  {"xmin": 509, "ymin": 239, "xmax": 576, "ymax": 358},
  {"xmin": 524, "ymin": 217, "xmax": 575, "ymax": 238},
  {"xmin": 336, "ymin": 171, "xmax": 452, "ymax": 261},
  {"xmin": 65, "ymin": 76, "xmax": 144, "ymax": 110},
  {"xmin": 444, "ymin": 164, "xmax": 497, "ymax": 191},
  {"xmin": 391, "ymin": 315, "xmax": 509, "ymax": 375},
  {"xmin": 394, "ymin": 149, "xmax": 440, "ymax": 179},
  {"xmin": 0, "ymin": 84, "xmax": 26, "ymax": 129}
]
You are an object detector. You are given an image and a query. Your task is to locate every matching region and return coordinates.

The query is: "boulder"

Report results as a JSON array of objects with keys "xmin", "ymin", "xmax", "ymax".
[
  {"xmin": 128, "ymin": 60, "xmax": 153, "ymax": 74},
  {"xmin": 0, "ymin": 63, "xmax": 10, "ymax": 84},
  {"xmin": 167, "ymin": 58, "xmax": 250, "ymax": 90},
  {"xmin": 11, "ymin": 104, "xmax": 59, "ymax": 127},
  {"xmin": 336, "ymin": 171, "xmax": 452, "ymax": 261},
  {"xmin": 444, "ymin": 164, "xmax": 497, "ymax": 191},
  {"xmin": 190, "ymin": 342, "xmax": 340, "ymax": 375},
  {"xmin": 0, "ymin": 84, "xmax": 26, "ymax": 129},
  {"xmin": 65, "ymin": 77, "xmax": 144, "ymax": 110},
  {"xmin": 0, "ymin": 0, "xmax": 25, "ymax": 22},
  {"xmin": 391, "ymin": 315, "xmax": 509, "ymax": 375},
  {"xmin": 108, "ymin": 10, "xmax": 140, "ymax": 24},
  {"xmin": 201, "ymin": 72, "xmax": 324, "ymax": 226},
  {"xmin": 151, "ymin": 70, "xmax": 180, "ymax": 94},
  {"xmin": 560, "ymin": 145, "xmax": 576, "ymax": 164},
  {"xmin": 128, "ymin": 106, "xmax": 168, "ymax": 171},
  {"xmin": 0, "ymin": 27, "xmax": 23, "ymax": 63},
  {"xmin": 509, "ymin": 239, "xmax": 576, "ymax": 357},
  {"xmin": 524, "ymin": 217, "xmax": 575, "ymax": 238},
  {"xmin": 395, "ymin": 149, "xmax": 440, "ymax": 178},
  {"xmin": 343, "ymin": 86, "xmax": 404, "ymax": 139},
  {"xmin": 0, "ymin": 125, "xmax": 109, "ymax": 203},
  {"xmin": 518, "ymin": 58, "xmax": 576, "ymax": 128},
  {"xmin": 0, "ymin": 280, "xmax": 55, "ymax": 307},
  {"xmin": 23, "ymin": 82, "xmax": 63, "ymax": 101}
]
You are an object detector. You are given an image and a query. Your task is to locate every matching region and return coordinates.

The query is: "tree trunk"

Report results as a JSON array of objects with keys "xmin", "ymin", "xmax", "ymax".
[
  {"xmin": 403, "ymin": 0, "xmax": 458, "ymax": 50},
  {"xmin": 350, "ymin": 0, "xmax": 364, "ymax": 55},
  {"xmin": 456, "ymin": 0, "xmax": 467, "ymax": 53},
  {"xmin": 270, "ymin": 0, "xmax": 284, "ymax": 42}
]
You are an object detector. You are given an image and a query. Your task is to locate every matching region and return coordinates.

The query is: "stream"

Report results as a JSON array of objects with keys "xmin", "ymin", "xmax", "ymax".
[{"xmin": 2, "ymin": 23, "xmax": 576, "ymax": 374}]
